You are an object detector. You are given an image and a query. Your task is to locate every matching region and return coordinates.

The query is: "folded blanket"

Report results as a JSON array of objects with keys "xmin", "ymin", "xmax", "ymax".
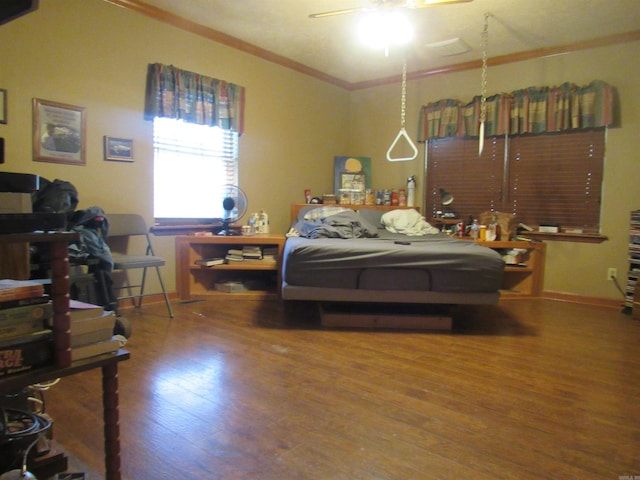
[{"xmin": 381, "ymin": 209, "xmax": 440, "ymax": 236}]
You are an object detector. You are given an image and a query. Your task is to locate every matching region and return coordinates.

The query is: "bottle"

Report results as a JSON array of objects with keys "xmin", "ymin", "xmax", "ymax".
[
  {"xmin": 383, "ymin": 189, "xmax": 391, "ymax": 206},
  {"xmin": 470, "ymin": 219, "xmax": 480, "ymax": 240},
  {"xmin": 259, "ymin": 210, "xmax": 269, "ymax": 234},
  {"xmin": 488, "ymin": 215, "xmax": 500, "ymax": 241},
  {"xmin": 398, "ymin": 189, "xmax": 406, "ymax": 206},
  {"xmin": 407, "ymin": 176, "xmax": 416, "ymax": 207},
  {"xmin": 391, "ymin": 190, "xmax": 399, "ymax": 206},
  {"xmin": 479, "ymin": 224, "xmax": 487, "ymax": 241}
]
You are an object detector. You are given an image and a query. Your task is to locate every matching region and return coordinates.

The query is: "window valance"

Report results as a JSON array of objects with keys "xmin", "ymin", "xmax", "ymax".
[
  {"xmin": 417, "ymin": 80, "xmax": 618, "ymax": 141},
  {"xmin": 144, "ymin": 63, "xmax": 245, "ymax": 134}
]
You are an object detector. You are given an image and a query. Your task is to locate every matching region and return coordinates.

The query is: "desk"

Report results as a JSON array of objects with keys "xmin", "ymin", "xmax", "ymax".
[{"xmin": 0, "ymin": 351, "xmax": 130, "ymax": 480}]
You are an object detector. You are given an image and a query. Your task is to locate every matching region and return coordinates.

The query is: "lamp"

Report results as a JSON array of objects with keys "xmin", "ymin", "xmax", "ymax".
[
  {"xmin": 439, "ymin": 188, "xmax": 456, "ymax": 218},
  {"xmin": 440, "ymin": 188, "xmax": 454, "ymax": 206}
]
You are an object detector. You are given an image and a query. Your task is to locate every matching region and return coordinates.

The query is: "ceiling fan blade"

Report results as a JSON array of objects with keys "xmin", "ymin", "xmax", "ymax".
[
  {"xmin": 308, "ymin": 7, "xmax": 370, "ymax": 18},
  {"xmin": 407, "ymin": 0, "xmax": 473, "ymax": 7}
]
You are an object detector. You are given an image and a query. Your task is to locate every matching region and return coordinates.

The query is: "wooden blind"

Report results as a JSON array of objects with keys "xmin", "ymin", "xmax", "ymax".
[
  {"xmin": 507, "ymin": 129, "xmax": 604, "ymax": 233},
  {"xmin": 425, "ymin": 128, "xmax": 605, "ymax": 233},
  {"xmin": 426, "ymin": 136, "xmax": 505, "ymax": 221}
]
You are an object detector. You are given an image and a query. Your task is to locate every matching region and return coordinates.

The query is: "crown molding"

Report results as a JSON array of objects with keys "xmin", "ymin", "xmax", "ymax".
[{"xmin": 105, "ymin": 1, "xmax": 640, "ymax": 92}]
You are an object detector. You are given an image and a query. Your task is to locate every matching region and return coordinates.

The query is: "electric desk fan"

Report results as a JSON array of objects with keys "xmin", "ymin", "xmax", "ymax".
[{"xmin": 217, "ymin": 185, "xmax": 247, "ymax": 236}]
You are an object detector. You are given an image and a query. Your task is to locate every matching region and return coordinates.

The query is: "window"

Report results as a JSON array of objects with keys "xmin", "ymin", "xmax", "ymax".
[
  {"xmin": 153, "ymin": 117, "xmax": 238, "ymax": 224},
  {"xmin": 425, "ymin": 128, "xmax": 605, "ymax": 234}
]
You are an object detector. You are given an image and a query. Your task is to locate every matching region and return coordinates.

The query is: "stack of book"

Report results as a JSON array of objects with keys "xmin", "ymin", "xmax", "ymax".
[
  {"xmin": 0, "ymin": 279, "xmax": 54, "ymax": 377},
  {"xmin": 225, "ymin": 248, "xmax": 244, "ymax": 262},
  {"xmin": 262, "ymin": 246, "xmax": 278, "ymax": 263},
  {"xmin": 242, "ymin": 245, "xmax": 263, "ymax": 263},
  {"xmin": 59, "ymin": 300, "xmax": 119, "ymax": 362}
]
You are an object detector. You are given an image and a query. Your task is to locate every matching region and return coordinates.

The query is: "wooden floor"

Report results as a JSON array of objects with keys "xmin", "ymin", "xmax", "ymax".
[{"xmin": 44, "ymin": 298, "xmax": 640, "ymax": 479}]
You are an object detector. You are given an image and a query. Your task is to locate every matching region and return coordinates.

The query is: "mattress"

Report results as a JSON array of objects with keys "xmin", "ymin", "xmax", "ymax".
[{"xmin": 282, "ymin": 230, "xmax": 505, "ymax": 293}]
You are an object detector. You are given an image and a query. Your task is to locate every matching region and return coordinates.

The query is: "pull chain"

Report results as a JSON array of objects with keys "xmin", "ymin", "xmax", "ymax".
[
  {"xmin": 400, "ymin": 60, "xmax": 407, "ymax": 128},
  {"xmin": 386, "ymin": 59, "xmax": 418, "ymax": 162},
  {"xmin": 479, "ymin": 12, "xmax": 489, "ymax": 156}
]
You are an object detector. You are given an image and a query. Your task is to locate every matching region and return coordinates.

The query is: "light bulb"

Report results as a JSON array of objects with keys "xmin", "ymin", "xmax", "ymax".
[{"xmin": 358, "ymin": 11, "xmax": 414, "ymax": 50}]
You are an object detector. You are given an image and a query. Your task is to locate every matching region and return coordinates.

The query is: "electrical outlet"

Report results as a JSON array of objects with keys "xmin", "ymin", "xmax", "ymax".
[{"xmin": 607, "ymin": 267, "xmax": 617, "ymax": 280}]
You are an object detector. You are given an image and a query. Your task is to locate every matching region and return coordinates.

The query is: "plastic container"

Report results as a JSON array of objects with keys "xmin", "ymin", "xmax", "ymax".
[{"xmin": 470, "ymin": 219, "xmax": 480, "ymax": 240}]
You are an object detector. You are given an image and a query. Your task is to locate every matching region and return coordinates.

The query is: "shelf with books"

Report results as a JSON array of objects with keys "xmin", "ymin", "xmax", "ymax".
[
  {"xmin": 1, "ymin": 232, "xmax": 79, "ymax": 369},
  {"xmin": 475, "ymin": 240, "xmax": 546, "ymax": 297},
  {"xmin": 175, "ymin": 233, "xmax": 286, "ymax": 300}
]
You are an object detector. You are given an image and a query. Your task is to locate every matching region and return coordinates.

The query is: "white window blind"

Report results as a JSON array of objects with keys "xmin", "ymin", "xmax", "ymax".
[{"xmin": 153, "ymin": 117, "xmax": 238, "ymax": 223}]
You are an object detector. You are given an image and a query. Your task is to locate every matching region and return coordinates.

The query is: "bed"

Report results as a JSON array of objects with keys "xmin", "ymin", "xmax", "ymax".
[{"xmin": 281, "ymin": 205, "xmax": 505, "ymax": 326}]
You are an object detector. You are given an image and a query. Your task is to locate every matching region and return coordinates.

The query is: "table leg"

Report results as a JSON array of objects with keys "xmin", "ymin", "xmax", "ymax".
[{"xmin": 102, "ymin": 361, "xmax": 122, "ymax": 480}]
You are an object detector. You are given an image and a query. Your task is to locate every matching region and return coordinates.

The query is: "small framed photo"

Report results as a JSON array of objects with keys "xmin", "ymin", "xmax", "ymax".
[
  {"xmin": 33, "ymin": 98, "xmax": 86, "ymax": 165},
  {"xmin": 104, "ymin": 136, "xmax": 134, "ymax": 162},
  {"xmin": 0, "ymin": 89, "xmax": 6, "ymax": 124},
  {"xmin": 340, "ymin": 172, "xmax": 366, "ymax": 192}
]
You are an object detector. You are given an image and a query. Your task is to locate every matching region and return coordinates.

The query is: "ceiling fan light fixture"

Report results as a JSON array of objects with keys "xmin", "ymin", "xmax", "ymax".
[{"xmin": 358, "ymin": 10, "xmax": 413, "ymax": 49}]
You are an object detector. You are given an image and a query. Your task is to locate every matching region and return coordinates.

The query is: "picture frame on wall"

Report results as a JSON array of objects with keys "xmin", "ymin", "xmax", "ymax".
[
  {"xmin": 32, "ymin": 98, "xmax": 86, "ymax": 165},
  {"xmin": 0, "ymin": 89, "xmax": 6, "ymax": 124},
  {"xmin": 104, "ymin": 136, "xmax": 134, "ymax": 162}
]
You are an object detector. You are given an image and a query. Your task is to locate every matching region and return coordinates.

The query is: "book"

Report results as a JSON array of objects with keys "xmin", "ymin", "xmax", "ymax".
[
  {"xmin": 71, "ymin": 311, "xmax": 116, "ymax": 336},
  {"xmin": 194, "ymin": 257, "xmax": 226, "ymax": 267},
  {"xmin": 225, "ymin": 254, "xmax": 244, "ymax": 262},
  {"xmin": 71, "ymin": 337, "xmax": 120, "ymax": 362},
  {"xmin": 214, "ymin": 281, "xmax": 247, "ymax": 293},
  {"xmin": 71, "ymin": 327, "xmax": 115, "ymax": 348},
  {"xmin": 242, "ymin": 246, "xmax": 263, "ymax": 258},
  {"xmin": 227, "ymin": 248, "xmax": 244, "ymax": 256},
  {"xmin": 0, "ymin": 294, "xmax": 50, "ymax": 311},
  {"xmin": 0, "ymin": 330, "xmax": 53, "ymax": 377},
  {"xmin": 69, "ymin": 299, "xmax": 105, "ymax": 321},
  {"xmin": 0, "ymin": 279, "xmax": 46, "ymax": 302},
  {"xmin": 48, "ymin": 310, "xmax": 115, "ymax": 336},
  {"xmin": 0, "ymin": 302, "xmax": 53, "ymax": 340}
]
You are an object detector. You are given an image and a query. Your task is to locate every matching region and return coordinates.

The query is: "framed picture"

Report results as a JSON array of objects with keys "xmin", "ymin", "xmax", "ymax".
[
  {"xmin": 334, "ymin": 156, "xmax": 371, "ymax": 196},
  {"xmin": 340, "ymin": 172, "xmax": 366, "ymax": 192},
  {"xmin": 0, "ymin": 89, "xmax": 6, "ymax": 124},
  {"xmin": 104, "ymin": 136, "xmax": 134, "ymax": 162},
  {"xmin": 32, "ymin": 98, "xmax": 86, "ymax": 165}
]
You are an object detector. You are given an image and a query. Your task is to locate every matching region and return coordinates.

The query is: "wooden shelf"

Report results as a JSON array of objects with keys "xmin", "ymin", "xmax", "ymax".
[
  {"xmin": 175, "ymin": 233, "xmax": 286, "ymax": 300},
  {"xmin": 475, "ymin": 240, "xmax": 546, "ymax": 297}
]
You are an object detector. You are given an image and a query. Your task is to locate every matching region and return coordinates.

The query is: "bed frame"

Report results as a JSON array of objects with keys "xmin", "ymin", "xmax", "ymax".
[{"xmin": 282, "ymin": 204, "xmax": 501, "ymax": 329}]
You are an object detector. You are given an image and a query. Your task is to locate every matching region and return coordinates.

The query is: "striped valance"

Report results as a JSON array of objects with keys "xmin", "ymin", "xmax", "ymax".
[
  {"xmin": 144, "ymin": 63, "xmax": 245, "ymax": 134},
  {"xmin": 418, "ymin": 80, "xmax": 618, "ymax": 141}
]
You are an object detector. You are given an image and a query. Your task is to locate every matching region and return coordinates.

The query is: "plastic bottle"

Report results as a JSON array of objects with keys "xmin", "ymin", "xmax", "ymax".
[
  {"xmin": 488, "ymin": 215, "xmax": 500, "ymax": 241},
  {"xmin": 407, "ymin": 176, "xmax": 416, "ymax": 207},
  {"xmin": 470, "ymin": 219, "xmax": 480, "ymax": 240},
  {"xmin": 398, "ymin": 189, "xmax": 406, "ymax": 206},
  {"xmin": 258, "ymin": 210, "xmax": 269, "ymax": 234}
]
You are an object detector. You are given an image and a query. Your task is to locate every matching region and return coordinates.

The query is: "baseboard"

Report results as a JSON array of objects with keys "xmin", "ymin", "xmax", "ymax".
[{"xmin": 541, "ymin": 291, "xmax": 624, "ymax": 309}]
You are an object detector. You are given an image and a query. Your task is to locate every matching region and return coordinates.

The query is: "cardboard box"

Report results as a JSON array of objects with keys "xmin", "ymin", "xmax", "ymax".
[{"xmin": 0, "ymin": 192, "xmax": 32, "ymax": 213}]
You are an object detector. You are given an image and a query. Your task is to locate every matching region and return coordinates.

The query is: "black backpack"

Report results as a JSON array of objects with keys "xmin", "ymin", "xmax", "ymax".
[{"xmin": 32, "ymin": 178, "xmax": 79, "ymax": 215}]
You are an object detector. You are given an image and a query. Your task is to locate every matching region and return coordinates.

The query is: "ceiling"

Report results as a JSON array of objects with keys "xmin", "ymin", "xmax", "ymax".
[{"xmin": 124, "ymin": 0, "xmax": 640, "ymax": 87}]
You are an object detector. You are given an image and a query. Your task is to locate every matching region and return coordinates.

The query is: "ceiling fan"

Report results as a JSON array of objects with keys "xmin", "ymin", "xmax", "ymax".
[{"xmin": 309, "ymin": 0, "xmax": 473, "ymax": 19}]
